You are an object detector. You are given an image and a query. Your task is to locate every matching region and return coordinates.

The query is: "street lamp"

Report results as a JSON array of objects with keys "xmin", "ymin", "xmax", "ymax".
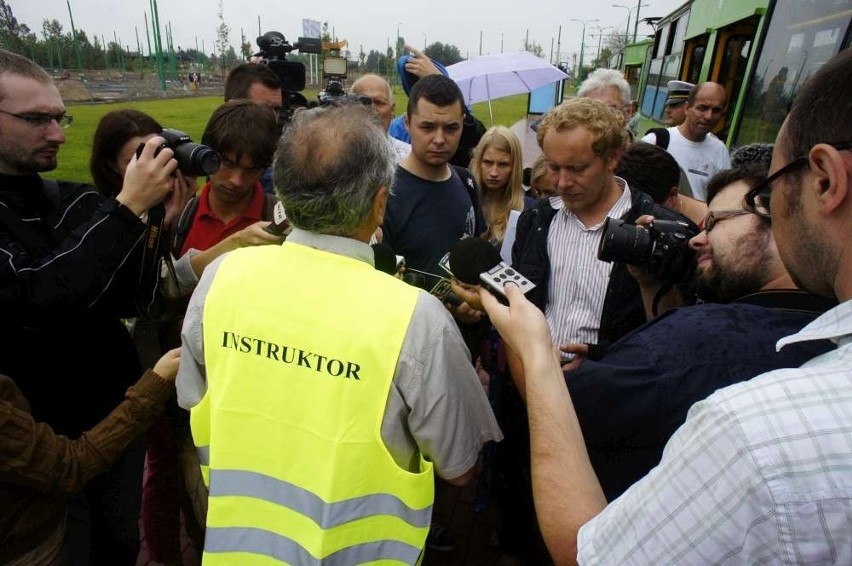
[
  {"xmin": 613, "ymin": 2, "xmax": 649, "ymax": 45},
  {"xmin": 396, "ymin": 22, "xmax": 402, "ymax": 59},
  {"xmin": 571, "ymin": 17, "xmax": 599, "ymax": 82}
]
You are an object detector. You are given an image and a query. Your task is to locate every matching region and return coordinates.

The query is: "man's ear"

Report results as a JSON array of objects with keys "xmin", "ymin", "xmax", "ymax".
[
  {"xmin": 664, "ymin": 186, "xmax": 680, "ymax": 209},
  {"xmin": 403, "ymin": 113, "xmax": 410, "ymax": 133},
  {"xmin": 809, "ymin": 143, "xmax": 850, "ymax": 215},
  {"xmin": 372, "ymin": 186, "xmax": 389, "ymax": 225}
]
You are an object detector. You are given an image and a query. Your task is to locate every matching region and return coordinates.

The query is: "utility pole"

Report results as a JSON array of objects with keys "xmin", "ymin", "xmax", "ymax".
[
  {"xmin": 557, "ymin": 24, "xmax": 562, "ymax": 64},
  {"xmin": 66, "ymin": 0, "xmax": 83, "ymax": 71},
  {"xmin": 570, "ymin": 17, "xmax": 598, "ymax": 82}
]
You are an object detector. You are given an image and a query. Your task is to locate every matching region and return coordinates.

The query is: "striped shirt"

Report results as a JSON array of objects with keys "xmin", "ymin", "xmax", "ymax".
[
  {"xmin": 544, "ymin": 179, "xmax": 632, "ymax": 347},
  {"xmin": 578, "ymin": 299, "xmax": 852, "ymax": 564}
]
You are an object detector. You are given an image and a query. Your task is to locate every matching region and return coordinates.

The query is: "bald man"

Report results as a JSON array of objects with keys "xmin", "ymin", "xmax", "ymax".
[
  {"xmin": 642, "ymin": 82, "xmax": 731, "ymax": 200},
  {"xmin": 351, "ymin": 73, "xmax": 411, "ymax": 162}
]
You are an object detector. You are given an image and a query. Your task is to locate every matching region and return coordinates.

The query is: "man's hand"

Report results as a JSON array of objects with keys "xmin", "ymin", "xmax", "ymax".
[
  {"xmin": 450, "ymin": 279, "xmax": 485, "ymax": 311},
  {"xmin": 403, "ymin": 45, "xmax": 441, "ymax": 78},
  {"xmin": 228, "ymin": 221, "xmax": 284, "ymax": 248},
  {"xmin": 163, "ymin": 171, "xmax": 197, "ymax": 229},
  {"xmin": 447, "ymin": 300, "xmax": 483, "ymax": 325},
  {"xmin": 116, "ymin": 136, "xmax": 179, "ymax": 216},
  {"xmin": 559, "ymin": 343, "xmax": 589, "ymax": 372},
  {"xmin": 152, "ymin": 348, "xmax": 180, "ymax": 382},
  {"xmin": 480, "ymin": 283, "xmax": 553, "ymax": 356}
]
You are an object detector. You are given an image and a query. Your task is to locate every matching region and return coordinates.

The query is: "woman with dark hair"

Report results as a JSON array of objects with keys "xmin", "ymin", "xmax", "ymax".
[{"xmin": 90, "ymin": 109, "xmax": 164, "ymax": 197}]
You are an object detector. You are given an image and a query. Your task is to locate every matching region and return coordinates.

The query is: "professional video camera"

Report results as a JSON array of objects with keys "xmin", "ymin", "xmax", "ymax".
[
  {"xmin": 318, "ymin": 81, "xmax": 371, "ymax": 107},
  {"xmin": 254, "ymin": 31, "xmax": 322, "ymax": 120},
  {"xmin": 597, "ymin": 217, "xmax": 698, "ymax": 283},
  {"xmin": 135, "ymin": 128, "xmax": 220, "ymax": 177}
]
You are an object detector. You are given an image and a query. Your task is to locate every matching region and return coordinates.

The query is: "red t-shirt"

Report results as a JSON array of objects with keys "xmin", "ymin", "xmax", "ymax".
[{"xmin": 179, "ymin": 180, "xmax": 265, "ymax": 256}]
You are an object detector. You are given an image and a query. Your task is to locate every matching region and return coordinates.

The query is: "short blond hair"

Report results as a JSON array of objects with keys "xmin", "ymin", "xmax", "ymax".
[{"xmin": 536, "ymin": 98, "xmax": 627, "ymax": 158}]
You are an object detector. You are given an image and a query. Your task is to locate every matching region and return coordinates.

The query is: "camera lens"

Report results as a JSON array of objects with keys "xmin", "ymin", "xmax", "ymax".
[
  {"xmin": 173, "ymin": 143, "xmax": 221, "ymax": 177},
  {"xmin": 597, "ymin": 217, "xmax": 654, "ymax": 266}
]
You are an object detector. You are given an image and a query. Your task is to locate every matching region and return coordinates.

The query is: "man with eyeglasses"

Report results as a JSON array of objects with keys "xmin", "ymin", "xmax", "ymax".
[
  {"xmin": 472, "ymin": 49, "xmax": 852, "ymax": 564},
  {"xmin": 543, "ymin": 163, "xmax": 834, "ymax": 502},
  {"xmin": 0, "ymin": 49, "xmax": 183, "ymax": 563}
]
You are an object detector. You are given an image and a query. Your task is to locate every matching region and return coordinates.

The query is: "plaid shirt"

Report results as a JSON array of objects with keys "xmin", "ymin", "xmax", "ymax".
[{"xmin": 578, "ymin": 299, "xmax": 852, "ymax": 565}]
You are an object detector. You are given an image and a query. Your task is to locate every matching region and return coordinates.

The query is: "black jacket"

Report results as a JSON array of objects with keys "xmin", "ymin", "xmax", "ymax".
[
  {"xmin": 511, "ymin": 187, "xmax": 694, "ymax": 354},
  {"xmin": 0, "ymin": 174, "xmax": 147, "ymax": 435}
]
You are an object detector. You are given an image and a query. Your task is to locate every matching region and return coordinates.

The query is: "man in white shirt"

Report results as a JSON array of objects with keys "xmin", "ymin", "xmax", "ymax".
[
  {"xmin": 642, "ymin": 82, "xmax": 731, "ymax": 200},
  {"xmin": 482, "ymin": 48, "xmax": 852, "ymax": 565}
]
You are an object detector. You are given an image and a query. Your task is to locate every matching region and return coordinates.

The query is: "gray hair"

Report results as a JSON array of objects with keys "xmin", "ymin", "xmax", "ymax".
[
  {"xmin": 273, "ymin": 104, "xmax": 395, "ymax": 237},
  {"xmin": 577, "ymin": 68, "xmax": 631, "ymax": 106}
]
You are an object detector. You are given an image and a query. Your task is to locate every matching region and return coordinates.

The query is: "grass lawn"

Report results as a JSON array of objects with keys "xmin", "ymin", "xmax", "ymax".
[{"xmin": 47, "ymin": 82, "xmax": 577, "ymax": 185}]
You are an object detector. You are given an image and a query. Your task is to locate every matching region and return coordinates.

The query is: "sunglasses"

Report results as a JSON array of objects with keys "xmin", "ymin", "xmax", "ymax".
[{"xmin": 744, "ymin": 141, "xmax": 852, "ymax": 217}]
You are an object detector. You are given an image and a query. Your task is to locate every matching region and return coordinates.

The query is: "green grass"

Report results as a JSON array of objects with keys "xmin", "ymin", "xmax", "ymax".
[{"xmin": 47, "ymin": 84, "xmax": 576, "ymax": 185}]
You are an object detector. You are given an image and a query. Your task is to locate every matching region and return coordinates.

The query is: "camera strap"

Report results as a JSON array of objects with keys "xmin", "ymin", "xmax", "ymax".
[{"xmin": 135, "ymin": 203, "xmax": 175, "ymax": 321}]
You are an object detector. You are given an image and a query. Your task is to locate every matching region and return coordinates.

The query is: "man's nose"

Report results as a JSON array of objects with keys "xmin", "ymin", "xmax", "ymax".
[
  {"xmin": 689, "ymin": 229, "xmax": 708, "ymax": 250},
  {"xmin": 45, "ymin": 120, "xmax": 66, "ymax": 143}
]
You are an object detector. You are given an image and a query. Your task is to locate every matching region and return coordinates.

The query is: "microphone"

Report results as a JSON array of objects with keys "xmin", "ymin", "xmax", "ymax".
[
  {"xmin": 371, "ymin": 242, "xmax": 401, "ymax": 275},
  {"xmin": 448, "ymin": 237, "xmax": 536, "ymax": 298},
  {"xmin": 265, "ymin": 201, "xmax": 291, "ymax": 236}
]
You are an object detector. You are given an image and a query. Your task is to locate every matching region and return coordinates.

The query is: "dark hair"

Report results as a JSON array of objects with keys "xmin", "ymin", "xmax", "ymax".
[
  {"xmin": 274, "ymin": 104, "xmax": 394, "ymax": 236},
  {"xmin": 90, "ymin": 109, "xmax": 162, "ymax": 197},
  {"xmin": 406, "ymin": 74, "xmax": 464, "ymax": 117},
  {"xmin": 224, "ymin": 62, "xmax": 282, "ymax": 101},
  {"xmin": 616, "ymin": 142, "xmax": 680, "ymax": 203},
  {"xmin": 730, "ymin": 143, "xmax": 773, "ymax": 168},
  {"xmin": 201, "ymin": 100, "xmax": 278, "ymax": 168},
  {"xmin": 705, "ymin": 162, "xmax": 769, "ymax": 204},
  {"xmin": 785, "ymin": 49, "xmax": 852, "ymax": 164}
]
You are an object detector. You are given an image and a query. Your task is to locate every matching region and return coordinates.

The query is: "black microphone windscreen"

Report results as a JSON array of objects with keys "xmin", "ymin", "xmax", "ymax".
[
  {"xmin": 449, "ymin": 237, "xmax": 502, "ymax": 285},
  {"xmin": 372, "ymin": 242, "xmax": 397, "ymax": 275}
]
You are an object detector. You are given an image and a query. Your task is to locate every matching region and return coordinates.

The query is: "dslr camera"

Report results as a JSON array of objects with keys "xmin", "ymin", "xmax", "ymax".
[
  {"xmin": 254, "ymin": 31, "xmax": 322, "ymax": 121},
  {"xmin": 597, "ymin": 217, "xmax": 698, "ymax": 282},
  {"xmin": 136, "ymin": 129, "xmax": 221, "ymax": 177}
]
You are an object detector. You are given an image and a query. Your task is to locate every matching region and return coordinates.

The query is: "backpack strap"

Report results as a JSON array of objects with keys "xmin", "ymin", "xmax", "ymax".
[
  {"xmin": 646, "ymin": 127, "xmax": 670, "ymax": 150},
  {"xmin": 170, "ymin": 196, "xmax": 200, "ymax": 257}
]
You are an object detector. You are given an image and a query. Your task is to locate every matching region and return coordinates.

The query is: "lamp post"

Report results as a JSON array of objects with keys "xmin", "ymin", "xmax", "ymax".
[
  {"xmin": 593, "ymin": 25, "xmax": 614, "ymax": 67},
  {"xmin": 613, "ymin": 3, "xmax": 649, "ymax": 45},
  {"xmin": 612, "ymin": 4, "xmax": 631, "ymax": 47},
  {"xmin": 396, "ymin": 22, "xmax": 402, "ymax": 59},
  {"xmin": 571, "ymin": 17, "xmax": 599, "ymax": 82}
]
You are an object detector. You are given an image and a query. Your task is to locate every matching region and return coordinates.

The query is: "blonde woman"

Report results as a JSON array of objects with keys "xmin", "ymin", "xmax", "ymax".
[{"xmin": 471, "ymin": 126, "xmax": 535, "ymax": 247}]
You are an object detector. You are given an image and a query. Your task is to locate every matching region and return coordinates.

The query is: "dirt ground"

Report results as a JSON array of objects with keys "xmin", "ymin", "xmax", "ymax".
[{"xmin": 54, "ymin": 70, "xmax": 224, "ymax": 103}]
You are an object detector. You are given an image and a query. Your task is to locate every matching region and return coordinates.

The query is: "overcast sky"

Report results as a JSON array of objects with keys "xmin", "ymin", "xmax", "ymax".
[{"xmin": 18, "ymin": 0, "xmax": 684, "ymax": 65}]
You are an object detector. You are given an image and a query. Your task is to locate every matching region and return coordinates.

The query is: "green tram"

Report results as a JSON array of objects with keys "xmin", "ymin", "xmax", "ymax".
[{"xmin": 628, "ymin": 0, "xmax": 851, "ymax": 147}]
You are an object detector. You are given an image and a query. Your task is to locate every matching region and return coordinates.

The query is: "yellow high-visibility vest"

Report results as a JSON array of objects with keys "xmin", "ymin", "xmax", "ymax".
[{"xmin": 192, "ymin": 241, "xmax": 433, "ymax": 564}]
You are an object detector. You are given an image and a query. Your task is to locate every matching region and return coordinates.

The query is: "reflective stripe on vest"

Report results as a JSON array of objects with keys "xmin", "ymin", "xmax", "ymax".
[{"xmin": 194, "ymin": 242, "xmax": 432, "ymax": 563}]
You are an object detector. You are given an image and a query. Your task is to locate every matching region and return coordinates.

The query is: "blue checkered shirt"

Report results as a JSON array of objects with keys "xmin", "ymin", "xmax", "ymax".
[{"xmin": 578, "ymin": 299, "xmax": 852, "ymax": 564}]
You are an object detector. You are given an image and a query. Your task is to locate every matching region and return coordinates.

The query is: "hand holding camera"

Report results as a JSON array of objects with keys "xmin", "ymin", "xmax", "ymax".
[{"xmin": 116, "ymin": 136, "xmax": 179, "ymax": 216}]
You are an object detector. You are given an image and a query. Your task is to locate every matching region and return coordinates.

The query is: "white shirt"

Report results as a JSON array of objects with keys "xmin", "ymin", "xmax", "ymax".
[
  {"xmin": 544, "ymin": 178, "xmax": 632, "ymax": 347},
  {"xmin": 578, "ymin": 299, "xmax": 852, "ymax": 564},
  {"xmin": 642, "ymin": 127, "xmax": 730, "ymax": 201},
  {"xmin": 389, "ymin": 136, "xmax": 411, "ymax": 164}
]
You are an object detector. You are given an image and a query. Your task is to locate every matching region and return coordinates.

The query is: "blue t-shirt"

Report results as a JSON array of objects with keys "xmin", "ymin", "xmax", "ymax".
[
  {"xmin": 383, "ymin": 165, "xmax": 485, "ymax": 276},
  {"xmin": 566, "ymin": 291, "xmax": 836, "ymax": 500}
]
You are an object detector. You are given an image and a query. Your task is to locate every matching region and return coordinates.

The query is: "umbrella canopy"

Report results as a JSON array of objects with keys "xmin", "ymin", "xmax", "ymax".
[{"xmin": 448, "ymin": 51, "xmax": 569, "ymax": 106}]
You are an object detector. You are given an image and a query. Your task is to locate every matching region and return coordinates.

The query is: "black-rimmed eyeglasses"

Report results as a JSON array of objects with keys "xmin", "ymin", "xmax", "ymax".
[
  {"xmin": 702, "ymin": 209, "xmax": 752, "ymax": 232},
  {"xmin": 744, "ymin": 141, "xmax": 852, "ymax": 217},
  {"xmin": 0, "ymin": 109, "xmax": 73, "ymax": 128}
]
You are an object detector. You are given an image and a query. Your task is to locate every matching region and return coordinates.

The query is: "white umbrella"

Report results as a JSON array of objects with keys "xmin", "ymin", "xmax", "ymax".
[{"xmin": 448, "ymin": 51, "xmax": 569, "ymax": 123}]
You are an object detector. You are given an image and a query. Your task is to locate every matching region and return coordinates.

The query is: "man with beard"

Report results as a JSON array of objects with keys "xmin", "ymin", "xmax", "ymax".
[
  {"xmin": 522, "ymin": 163, "xmax": 835, "ymax": 500},
  {"xmin": 642, "ymin": 82, "xmax": 731, "ymax": 200}
]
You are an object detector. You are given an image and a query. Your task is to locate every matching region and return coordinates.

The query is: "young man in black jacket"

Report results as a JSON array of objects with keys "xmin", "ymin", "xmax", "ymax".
[{"xmin": 0, "ymin": 49, "xmax": 185, "ymax": 564}]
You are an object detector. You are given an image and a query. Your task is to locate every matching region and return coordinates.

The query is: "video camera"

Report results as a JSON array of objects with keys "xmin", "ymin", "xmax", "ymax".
[{"xmin": 254, "ymin": 31, "xmax": 322, "ymax": 121}]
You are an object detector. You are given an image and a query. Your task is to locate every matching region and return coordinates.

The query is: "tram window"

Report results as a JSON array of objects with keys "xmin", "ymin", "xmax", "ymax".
[
  {"xmin": 665, "ymin": 20, "xmax": 679, "ymax": 55},
  {"xmin": 734, "ymin": 0, "xmax": 852, "ymax": 146},
  {"xmin": 683, "ymin": 35, "xmax": 708, "ymax": 85}
]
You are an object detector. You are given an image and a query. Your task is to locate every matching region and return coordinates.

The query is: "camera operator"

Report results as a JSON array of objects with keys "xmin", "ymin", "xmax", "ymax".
[{"xmin": 0, "ymin": 49, "xmax": 183, "ymax": 563}]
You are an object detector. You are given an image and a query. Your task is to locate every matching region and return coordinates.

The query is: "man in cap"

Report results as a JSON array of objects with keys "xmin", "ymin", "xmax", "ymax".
[{"xmin": 663, "ymin": 80, "xmax": 693, "ymax": 126}]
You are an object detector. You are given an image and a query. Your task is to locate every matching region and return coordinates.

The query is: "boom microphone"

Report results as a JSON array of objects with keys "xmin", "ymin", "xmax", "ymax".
[{"xmin": 448, "ymin": 237, "xmax": 536, "ymax": 297}]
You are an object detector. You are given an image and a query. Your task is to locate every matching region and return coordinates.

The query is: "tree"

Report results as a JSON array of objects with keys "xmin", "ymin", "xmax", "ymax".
[
  {"xmin": 365, "ymin": 49, "xmax": 384, "ymax": 73},
  {"xmin": 240, "ymin": 30, "xmax": 252, "ymax": 60},
  {"xmin": 321, "ymin": 22, "xmax": 331, "ymax": 42},
  {"xmin": 215, "ymin": 0, "xmax": 231, "ymax": 70},
  {"xmin": 358, "ymin": 46, "xmax": 366, "ymax": 70},
  {"xmin": 424, "ymin": 42, "xmax": 463, "ymax": 65},
  {"xmin": 0, "ymin": 0, "xmax": 30, "ymax": 52},
  {"xmin": 525, "ymin": 40, "xmax": 545, "ymax": 59},
  {"xmin": 605, "ymin": 32, "xmax": 627, "ymax": 56}
]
